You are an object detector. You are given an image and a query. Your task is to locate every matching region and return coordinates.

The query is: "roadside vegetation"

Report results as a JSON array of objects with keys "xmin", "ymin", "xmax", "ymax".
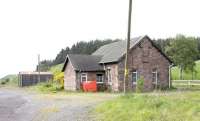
[
  {"xmin": 0, "ymin": 74, "xmax": 18, "ymax": 86},
  {"xmin": 49, "ymin": 63, "xmax": 64, "ymax": 87},
  {"xmin": 29, "ymin": 82, "xmax": 63, "ymax": 93},
  {"xmin": 28, "ymin": 63, "xmax": 64, "ymax": 93},
  {"xmin": 94, "ymin": 91, "xmax": 200, "ymax": 121}
]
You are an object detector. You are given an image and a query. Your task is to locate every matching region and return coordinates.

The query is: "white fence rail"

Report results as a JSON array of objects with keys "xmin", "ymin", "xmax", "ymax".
[{"xmin": 172, "ymin": 80, "xmax": 200, "ymax": 87}]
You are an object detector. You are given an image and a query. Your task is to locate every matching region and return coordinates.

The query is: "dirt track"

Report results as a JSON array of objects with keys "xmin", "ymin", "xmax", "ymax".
[{"xmin": 0, "ymin": 88, "xmax": 116, "ymax": 121}]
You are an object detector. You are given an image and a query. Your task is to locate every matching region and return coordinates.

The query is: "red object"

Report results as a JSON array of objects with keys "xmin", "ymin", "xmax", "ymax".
[{"xmin": 82, "ymin": 80, "xmax": 97, "ymax": 92}]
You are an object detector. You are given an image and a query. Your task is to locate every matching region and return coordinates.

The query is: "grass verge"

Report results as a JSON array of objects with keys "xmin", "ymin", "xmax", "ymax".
[
  {"xmin": 94, "ymin": 91, "xmax": 200, "ymax": 121},
  {"xmin": 28, "ymin": 82, "xmax": 63, "ymax": 93}
]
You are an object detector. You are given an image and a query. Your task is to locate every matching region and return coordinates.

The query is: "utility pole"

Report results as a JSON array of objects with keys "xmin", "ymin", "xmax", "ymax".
[
  {"xmin": 38, "ymin": 54, "xmax": 41, "ymax": 83},
  {"xmin": 124, "ymin": 0, "xmax": 133, "ymax": 93}
]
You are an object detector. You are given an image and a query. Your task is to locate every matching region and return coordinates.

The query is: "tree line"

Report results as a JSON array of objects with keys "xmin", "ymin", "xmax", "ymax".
[
  {"xmin": 153, "ymin": 35, "xmax": 200, "ymax": 79},
  {"xmin": 38, "ymin": 39, "xmax": 120, "ymax": 71},
  {"xmin": 38, "ymin": 35, "xmax": 200, "ymax": 80}
]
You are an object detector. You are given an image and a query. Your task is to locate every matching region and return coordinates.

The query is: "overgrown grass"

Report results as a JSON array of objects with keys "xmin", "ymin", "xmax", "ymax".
[
  {"xmin": 94, "ymin": 91, "xmax": 200, "ymax": 121},
  {"xmin": 172, "ymin": 60, "xmax": 200, "ymax": 80},
  {"xmin": 29, "ymin": 82, "xmax": 63, "ymax": 93}
]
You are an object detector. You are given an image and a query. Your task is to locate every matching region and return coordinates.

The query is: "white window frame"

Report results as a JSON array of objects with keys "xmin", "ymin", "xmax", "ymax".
[
  {"xmin": 81, "ymin": 73, "xmax": 87, "ymax": 83},
  {"xmin": 96, "ymin": 74, "xmax": 104, "ymax": 84},
  {"xmin": 132, "ymin": 71, "xmax": 138, "ymax": 85},
  {"xmin": 152, "ymin": 70, "xmax": 158, "ymax": 86}
]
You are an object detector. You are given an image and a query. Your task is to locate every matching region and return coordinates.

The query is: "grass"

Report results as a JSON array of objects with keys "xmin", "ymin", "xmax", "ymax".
[
  {"xmin": 28, "ymin": 82, "xmax": 63, "ymax": 93},
  {"xmin": 0, "ymin": 74, "xmax": 18, "ymax": 86},
  {"xmin": 172, "ymin": 60, "xmax": 200, "ymax": 80},
  {"xmin": 94, "ymin": 91, "xmax": 200, "ymax": 121},
  {"xmin": 172, "ymin": 83, "xmax": 200, "ymax": 90},
  {"xmin": 49, "ymin": 63, "xmax": 64, "ymax": 74}
]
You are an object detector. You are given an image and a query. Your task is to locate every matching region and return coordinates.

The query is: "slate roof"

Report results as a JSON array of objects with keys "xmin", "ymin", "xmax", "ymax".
[
  {"xmin": 92, "ymin": 36, "xmax": 144, "ymax": 63},
  {"xmin": 62, "ymin": 35, "xmax": 172, "ymax": 72},
  {"xmin": 62, "ymin": 54, "xmax": 104, "ymax": 72}
]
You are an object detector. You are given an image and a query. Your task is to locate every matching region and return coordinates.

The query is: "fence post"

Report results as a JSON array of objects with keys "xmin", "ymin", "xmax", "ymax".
[{"xmin": 187, "ymin": 80, "xmax": 191, "ymax": 88}]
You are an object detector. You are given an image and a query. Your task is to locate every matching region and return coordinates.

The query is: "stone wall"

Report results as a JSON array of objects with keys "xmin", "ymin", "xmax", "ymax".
[
  {"xmin": 118, "ymin": 38, "xmax": 170, "ymax": 91},
  {"xmin": 104, "ymin": 64, "xmax": 119, "ymax": 92}
]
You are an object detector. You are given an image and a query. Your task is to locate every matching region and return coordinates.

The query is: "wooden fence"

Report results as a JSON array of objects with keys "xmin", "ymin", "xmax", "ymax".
[{"xmin": 172, "ymin": 80, "xmax": 200, "ymax": 89}]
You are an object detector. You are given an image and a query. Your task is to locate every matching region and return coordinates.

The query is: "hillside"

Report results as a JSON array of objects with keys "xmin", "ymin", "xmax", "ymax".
[
  {"xmin": 0, "ymin": 74, "xmax": 18, "ymax": 86},
  {"xmin": 172, "ymin": 60, "xmax": 200, "ymax": 80},
  {"xmin": 49, "ymin": 63, "xmax": 64, "ymax": 74}
]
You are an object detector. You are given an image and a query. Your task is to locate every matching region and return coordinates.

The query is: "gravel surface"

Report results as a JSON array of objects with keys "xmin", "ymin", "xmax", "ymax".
[{"xmin": 0, "ymin": 88, "xmax": 116, "ymax": 121}]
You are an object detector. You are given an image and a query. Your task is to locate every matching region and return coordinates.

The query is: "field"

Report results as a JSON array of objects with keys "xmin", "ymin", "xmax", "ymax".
[
  {"xmin": 94, "ymin": 91, "xmax": 200, "ymax": 121},
  {"xmin": 172, "ymin": 60, "xmax": 200, "ymax": 80}
]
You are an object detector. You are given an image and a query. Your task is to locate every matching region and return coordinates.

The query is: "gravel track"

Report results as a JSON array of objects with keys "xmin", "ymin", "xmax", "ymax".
[{"xmin": 0, "ymin": 88, "xmax": 116, "ymax": 121}]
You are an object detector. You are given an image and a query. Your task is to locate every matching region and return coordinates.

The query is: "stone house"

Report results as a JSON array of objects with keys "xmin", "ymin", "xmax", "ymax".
[{"xmin": 62, "ymin": 35, "xmax": 173, "ymax": 92}]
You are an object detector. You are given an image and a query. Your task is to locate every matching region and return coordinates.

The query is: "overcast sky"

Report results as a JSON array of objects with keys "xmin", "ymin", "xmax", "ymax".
[{"xmin": 0, "ymin": 0, "xmax": 200, "ymax": 78}]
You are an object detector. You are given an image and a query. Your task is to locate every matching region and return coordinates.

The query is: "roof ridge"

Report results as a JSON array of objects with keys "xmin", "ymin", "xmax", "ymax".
[{"xmin": 67, "ymin": 54, "xmax": 102, "ymax": 57}]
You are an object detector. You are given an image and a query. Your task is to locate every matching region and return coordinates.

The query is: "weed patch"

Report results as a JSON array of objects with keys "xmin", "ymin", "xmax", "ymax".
[{"xmin": 94, "ymin": 91, "xmax": 200, "ymax": 121}]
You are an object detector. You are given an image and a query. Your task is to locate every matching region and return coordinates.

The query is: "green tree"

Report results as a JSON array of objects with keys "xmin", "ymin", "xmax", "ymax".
[
  {"xmin": 38, "ymin": 39, "xmax": 119, "ymax": 71},
  {"xmin": 165, "ymin": 35, "xmax": 199, "ymax": 79}
]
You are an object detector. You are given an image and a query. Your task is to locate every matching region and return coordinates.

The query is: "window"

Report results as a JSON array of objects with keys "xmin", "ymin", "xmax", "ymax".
[
  {"xmin": 107, "ymin": 68, "xmax": 112, "ymax": 83},
  {"xmin": 81, "ymin": 73, "xmax": 87, "ymax": 82},
  {"xmin": 132, "ymin": 70, "xmax": 138, "ymax": 85},
  {"xmin": 96, "ymin": 74, "xmax": 104, "ymax": 83}
]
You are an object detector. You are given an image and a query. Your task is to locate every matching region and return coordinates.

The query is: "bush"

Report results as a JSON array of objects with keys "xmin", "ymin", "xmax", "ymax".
[
  {"xmin": 1, "ymin": 81, "xmax": 6, "ymax": 85},
  {"xmin": 0, "ymin": 76, "xmax": 18, "ymax": 86},
  {"xmin": 136, "ymin": 78, "xmax": 144, "ymax": 93},
  {"xmin": 0, "ymin": 79, "xmax": 10, "ymax": 85},
  {"xmin": 53, "ymin": 72, "xmax": 64, "ymax": 87},
  {"xmin": 34, "ymin": 82, "xmax": 63, "ymax": 93}
]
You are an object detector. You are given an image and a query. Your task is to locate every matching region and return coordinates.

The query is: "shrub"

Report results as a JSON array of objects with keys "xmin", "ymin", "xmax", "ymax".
[
  {"xmin": 136, "ymin": 77, "xmax": 144, "ymax": 93},
  {"xmin": 53, "ymin": 72, "xmax": 64, "ymax": 87},
  {"xmin": 34, "ymin": 82, "xmax": 63, "ymax": 93},
  {"xmin": 0, "ymin": 79, "xmax": 10, "ymax": 85},
  {"xmin": 51, "ymin": 83, "xmax": 63, "ymax": 91},
  {"xmin": 1, "ymin": 81, "xmax": 6, "ymax": 85}
]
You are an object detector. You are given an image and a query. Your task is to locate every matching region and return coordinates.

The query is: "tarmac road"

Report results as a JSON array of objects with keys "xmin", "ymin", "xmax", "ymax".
[{"xmin": 0, "ymin": 88, "xmax": 115, "ymax": 121}]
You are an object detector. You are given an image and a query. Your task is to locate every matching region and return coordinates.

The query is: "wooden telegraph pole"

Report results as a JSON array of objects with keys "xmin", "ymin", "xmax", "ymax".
[{"xmin": 124, "ymin": 0, "xmax": 133, "ymax": 93}]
